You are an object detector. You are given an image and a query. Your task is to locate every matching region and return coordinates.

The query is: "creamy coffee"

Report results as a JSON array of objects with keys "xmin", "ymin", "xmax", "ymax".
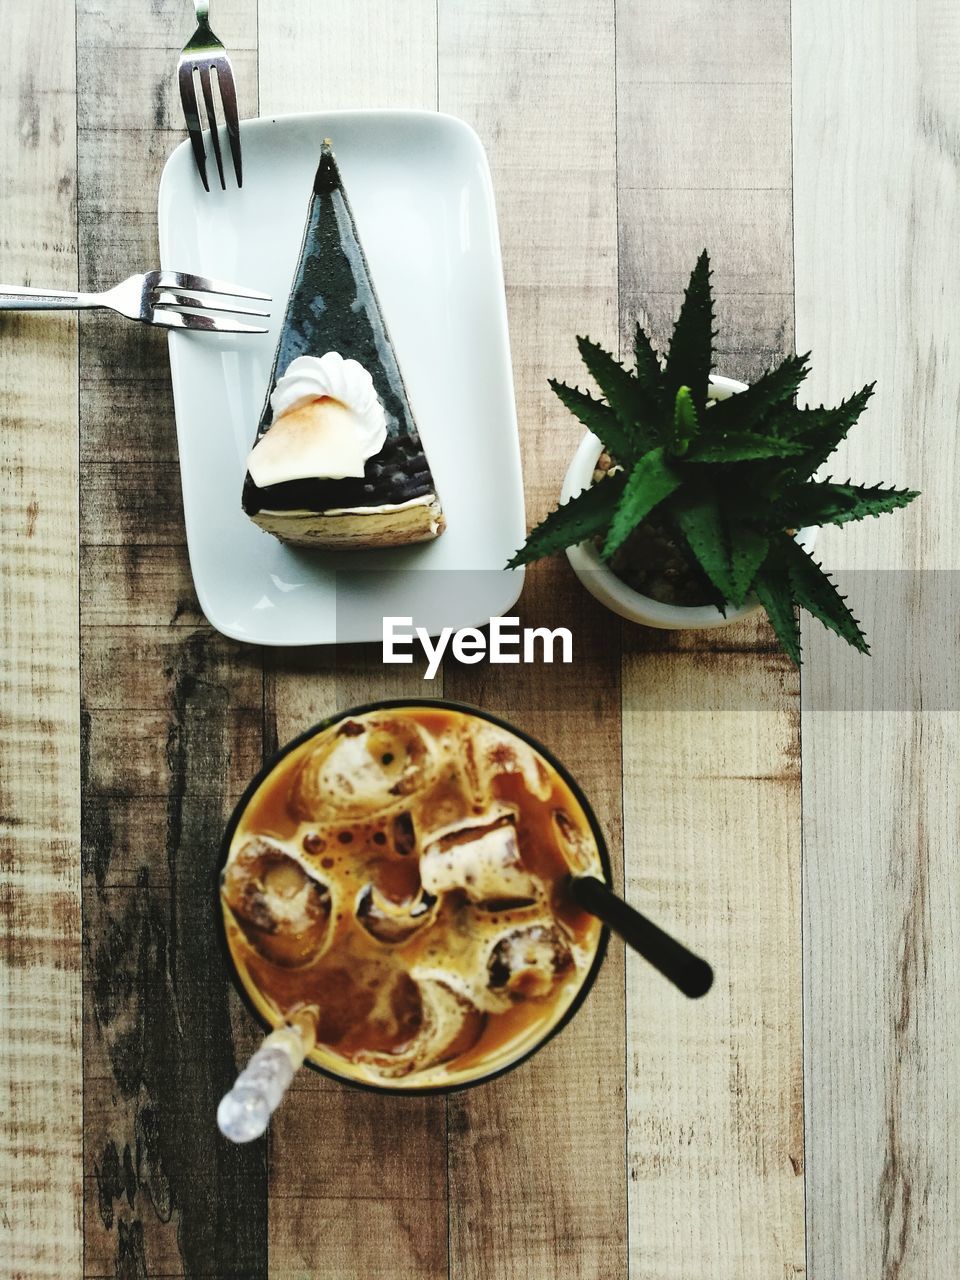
[{"xmin": 221, "ymin": 705, "xmax": 604, "ymax": 1089}]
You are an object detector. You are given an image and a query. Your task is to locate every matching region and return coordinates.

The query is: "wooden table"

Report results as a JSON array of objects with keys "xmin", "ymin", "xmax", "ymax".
[{"xmin": 3, "ymin": 2, "xmax": 957, "ymax": 1277}]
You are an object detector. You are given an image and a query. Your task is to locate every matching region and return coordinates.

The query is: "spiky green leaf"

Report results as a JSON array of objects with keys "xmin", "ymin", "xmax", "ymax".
[
  {"xmin": 664, "ymin": 251, "xmax": 714, "ymax": 412},
  {"xmin": 777, "ymin": 480, "xmax": 919, "ymax": 529},
  {"xmin": 633, "ymin": 321, "xmax": 665, "ymax": 406},
  {"xmin": 778, "ymin": 535, "xmax": 870, "ymax": 653},
  {"xmin": 549, "ymin": 379, "xmax": 640, "ymax": 465},
  {"xmin": 685, "ymin": 432, "xmax": 807, "ymax": 463},
  {"xmin": 727, "ymin": 522, "xmax": 770, "ymax": 608},
  {"xmin": 670, "ymin": 386, "xmax": 699, "ymax": 456},
  {"xmin": 771, "ymin": 384, "xmax": 876, "ymax": 485},
  {"xmin": 708, "ymin": 352, "xmax": 810, "ymax": 432},
  {"xmin": 601, "ymin": 447, "xmax": 681, "ymax": 559},
  {"xmin": 673, "ymin": 498, "xmax": 736, "ymax": 604},
  {"xmin": 777, "ymin": 383, "xmax": 875, "ymax": 441},
  {"xmin": 506, "ymin": 472, "xmax": 626, "ymax": 568},
  {"xmin": 575, "ymin": 338, "xmax": 658, "ymax": 454},
  {"xmin": 754, "ymin": 563, "xmax": 801, "ymax": 665}
]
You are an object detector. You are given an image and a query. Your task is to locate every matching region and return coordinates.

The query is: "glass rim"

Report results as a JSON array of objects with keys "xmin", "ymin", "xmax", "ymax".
[{"xmin": 216, "ymin": 697, "xmax": 613, "ymax": 1096}]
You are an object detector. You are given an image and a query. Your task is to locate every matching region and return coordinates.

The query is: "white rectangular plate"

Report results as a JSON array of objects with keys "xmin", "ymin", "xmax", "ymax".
[{"xmin": 158, "ymin": 110, "xmax": 525, "ymax": 645}]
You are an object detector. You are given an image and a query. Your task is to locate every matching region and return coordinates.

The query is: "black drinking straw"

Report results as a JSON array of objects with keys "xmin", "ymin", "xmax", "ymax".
[{"xmin": 569, "ymin": 876, "xmax": 713, "ymax": 999}]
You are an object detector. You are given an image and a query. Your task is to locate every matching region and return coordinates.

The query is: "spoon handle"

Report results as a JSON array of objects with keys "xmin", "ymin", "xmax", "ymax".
[{"xmin": 570, "ymin": 876, "xmax": 713, "ymax": 999}]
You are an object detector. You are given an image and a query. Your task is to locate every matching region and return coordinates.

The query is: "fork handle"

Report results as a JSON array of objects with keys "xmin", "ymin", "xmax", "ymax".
[{"xmin": 0, "ymin": 286, "xmax": 103, "ymax": 311}]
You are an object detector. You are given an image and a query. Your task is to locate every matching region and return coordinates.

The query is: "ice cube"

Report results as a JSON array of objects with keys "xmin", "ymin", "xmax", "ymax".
[
  {"xmin": 356, "ymin": 884, "xmax": 437, "ymax": 944},
  {"xmin": 420, "ymin": 811, "xmax": 542, "ymax": 907},
  {"xmin": 290, "ymin": 715, "xmax": 437, "ymax": 820},
  {"xmin": 487, "ymin": 925, "xmax": 574, "ymax": 999},
  {"xmin": 222, "ymin": 837, "xmax": 331, "ymax": 967},
  {"xmin": 354, "ymin": 977, "xmax": 483, "ymax": 1078},
  {"xmin": 464, "ymin": 723, "xmax": 554, "ymax": 802}
]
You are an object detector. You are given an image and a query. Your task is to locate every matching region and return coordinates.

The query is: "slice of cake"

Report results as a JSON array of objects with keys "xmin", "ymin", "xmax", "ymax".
[{"xmin": 242, "ymin": 140, "xmax": 444, "ymax": 548}]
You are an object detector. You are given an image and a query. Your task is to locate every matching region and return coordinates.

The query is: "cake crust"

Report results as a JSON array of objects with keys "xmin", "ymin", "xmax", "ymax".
[{"xmin": 250, "ymin": 495, "xmax": 445, "ymax": 548}]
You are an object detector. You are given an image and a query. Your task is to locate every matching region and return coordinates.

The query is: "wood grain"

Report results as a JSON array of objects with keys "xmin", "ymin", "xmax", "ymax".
[
  {"xmin": 0, "ymin": 4, "xmax": 81, "ymax": 1277},
  {"xmin": 262, "ymin": 654, "xmax": 449, "ymax": 1280},
  {"xmin": 794, "ymin": 1, "xmax": 960, "ymax": 1274},
  {"xmin": 4, "ymin": 3, "xmax": 958, "ymax": 1276},
  {"xmin": 621, "ymin": 656, "xmax": 805, "ymax": 1277},
  {"xmin": 439, "ymin": 4, "xmax": 627, "ymax": 1278},
  {"xmin": 256, "ymin": 6, "xmax": 448, "ymax": 1279},
  {"xmin": 617, "ymin": 3, "xmax": 806, "ymax": 1276},
  {"xmin": 76, "ymin": 2, "xmax": 267, "ymax": 1276},
  {"xmin": 258, "ymin": 0, "xmax": 438, "ymax": 114}
]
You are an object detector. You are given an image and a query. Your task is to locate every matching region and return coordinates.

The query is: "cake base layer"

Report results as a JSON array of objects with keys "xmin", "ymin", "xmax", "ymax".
[{"xmin": 251, "ymin": 495, "xmax": 444, "ymax": 549}]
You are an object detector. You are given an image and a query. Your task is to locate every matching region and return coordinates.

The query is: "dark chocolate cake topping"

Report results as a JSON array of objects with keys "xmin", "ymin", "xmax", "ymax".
[{"xmin": 243, "ymin": 141, "xmax": 435, "ymax": 516}]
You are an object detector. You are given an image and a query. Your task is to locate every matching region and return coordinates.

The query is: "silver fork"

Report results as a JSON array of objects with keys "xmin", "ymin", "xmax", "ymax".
[
  {"xmin": 0, "ymin": 271, "xmax": 270, "ymax": 333},
  {"xmin": 178, "ymin": 1, "xmax": 243, "ymax": 191}
]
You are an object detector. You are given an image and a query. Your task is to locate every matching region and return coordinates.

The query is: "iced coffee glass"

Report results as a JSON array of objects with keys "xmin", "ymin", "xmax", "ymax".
[{"xmin": 218, "ymin": 701, "xmax": 611, "ymax": 1092}]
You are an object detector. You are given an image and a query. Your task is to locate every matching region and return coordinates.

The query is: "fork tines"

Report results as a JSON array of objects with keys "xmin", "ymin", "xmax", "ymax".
[
  {"xmin": 154, "ymin": 270, "xmax": 268, "ymax": 300},
  {"xmin": 152, "ymin": 309, "xmax": 265, "ymax": 334},
  {"xmin": 149, "ymin": 270, "xmax": 270, "ymax": 334},
  {"xmin": 153, "ymin": 290, "xmax": 268, "ymax": 318},
  {"xmin": 178, "ymin": 18, "xmax": 243, "ymax": 191}
]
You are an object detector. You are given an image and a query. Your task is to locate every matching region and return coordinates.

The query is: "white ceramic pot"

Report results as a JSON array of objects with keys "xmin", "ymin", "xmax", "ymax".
[{"xmin": 561, "ymin": 375, "xmax": 817, "ymax": 630}]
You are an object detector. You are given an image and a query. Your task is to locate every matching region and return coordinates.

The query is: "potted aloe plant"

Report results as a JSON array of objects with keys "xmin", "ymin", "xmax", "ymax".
[{"xmin": 508, "ymin": 252, "xmax": 918, "ymax": 664}]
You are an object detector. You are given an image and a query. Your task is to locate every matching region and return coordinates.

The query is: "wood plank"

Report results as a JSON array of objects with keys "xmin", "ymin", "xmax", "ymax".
[
  {"xmin": 443, "ymin": 594, "xmax": 627, "ymax": 1280},
  {"xmin": 80, "ymin": 462, "xmax": 196, "ymax": 628},
  {"xmin": 0, "ymin": 4, "xmax": 81, "ymax": 1276},
  {"xmin": 794, "ymin": 1, "xmax": 960, "ymax": 1273},
  {"xmin": 81, "ymin": 462, "xmax": 185, "ymax": 547},
  {"xmin": 77, "ymin": 0, "xmax": 257, "ymax": 466},
  {"xmin": 262, "ymin": 653, "xmax": 450, "ymax": 1280},
  {"xmin": 76, "ymin": 3, "xmax": 267, "ymax": 1276},
  {"xmin": 81, "ymin": 547, "xmax": 203, "ymax": 629},
  {"xmin": 439, "ymin": 4, "xmax": 627, "ymax": 1278},
  {"xmin": 617, "ymin": 3, "xmax": 806, "ymax": 1276},
  {"xmin": 257, "ymin": 0, "xmax": 438, "ymax": 112},
  {"xmin": 621, "ymin": 658, "xmax": 804, "ymax": 1276},
  {"xmin": 256, "ymin": 7, "xmax": 448, "ymax": 1279}
]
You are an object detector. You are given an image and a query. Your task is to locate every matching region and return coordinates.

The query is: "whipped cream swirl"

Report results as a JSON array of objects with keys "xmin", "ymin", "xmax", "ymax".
[
  {"xmin": 270, "ymin": 352, "xmax": 387, "ymax": 459},
  {"xmin": 247, "ymin": 352, "xmax": 388, "ymax": 487}
]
